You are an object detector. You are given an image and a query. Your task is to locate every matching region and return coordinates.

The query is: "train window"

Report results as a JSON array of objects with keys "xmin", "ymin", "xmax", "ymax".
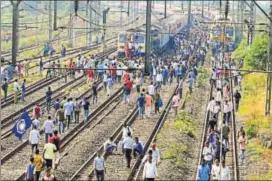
[
  {"xmin": 212, "ymin": 27, "xmax": 221, "ymax": 36},
  {"xmin": 137, "ymin": 36, "xmax": 145, "ymax": 44},
  {"xmin": 225, "ymin": 27, "xmax": 233, "ymax": 36},
  {"xmin": 119, "ymin": 34, "xmax": 128, "ymax": 43}
]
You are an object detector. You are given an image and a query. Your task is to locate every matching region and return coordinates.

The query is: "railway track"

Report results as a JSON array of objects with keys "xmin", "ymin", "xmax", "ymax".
[
  {"xmin": 195, "ymin": 67, "xmax": 239, "ymax": 179},
  {"xmin": 0, "ymin": 46, "xmax": 117, "ymax": 140},
  {"xmin": 1, "ymin": 36, "xmax": 117, "ymax": 99},
  {"xmin": 13, "ymin": 84, "xmax": 124, "ymax": 181},
  {"xmin": 1, "ymin": 52, "xmax": 119, "ymax": 181},
  {"xmin": 68, "ymin": 82, "xmax": 179, "ymax": 181},
  {"xmin": 1, "ymin": 32, "xmax": 87, "ymax": 60}
]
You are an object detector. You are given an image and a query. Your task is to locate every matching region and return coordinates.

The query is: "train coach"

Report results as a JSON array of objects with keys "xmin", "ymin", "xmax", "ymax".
[{"xmin": 117, "ymin": 13, "xmax": 189, "ymax": 57}]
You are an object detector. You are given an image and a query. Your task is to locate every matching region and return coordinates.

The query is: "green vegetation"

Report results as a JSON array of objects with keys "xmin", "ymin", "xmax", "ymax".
[
  {"xmin": 197, "ymin": 66, "xmax": 210, "ymax": 88},
  {"xmin": 234, "ymin": 33, "xmax": 272, "ymax": 179},
  {"xmin": 234, "ymin": 34, "xmax": 268, "ymax": 70},
  {"xmin": 174, "ymin": 110, "xmax": 196, "ymax": 138}
]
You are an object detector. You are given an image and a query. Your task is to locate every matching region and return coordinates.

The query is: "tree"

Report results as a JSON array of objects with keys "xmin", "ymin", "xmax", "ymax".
[{"xmin": 235, "ymin": 34, "xmax": 268, "ymax": 71}]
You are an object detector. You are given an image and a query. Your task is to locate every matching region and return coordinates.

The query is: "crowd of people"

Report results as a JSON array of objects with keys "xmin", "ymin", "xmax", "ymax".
[{"xmin": 198, "ymin": 41, "xmax": 245, "ymax": 181}]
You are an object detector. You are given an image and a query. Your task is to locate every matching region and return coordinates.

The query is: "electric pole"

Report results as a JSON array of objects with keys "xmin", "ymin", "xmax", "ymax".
[
  {"xmin": 53, "ymin": 0, "xmax": 57, "ymax": 31},
  {"xmin": 202, "ymin": 0, "xmax": 204, "ymax": 18},
  {"xmin": 10, "ymin": 0, "xmax": 22, "ymax": 66},
  {"xmin": 145, "ymin": 0, "xmax": 152, "ymax": 75},
  {"xmin": 48, "ymin": 1, "xmax": 52, "ymax": 43},
  {"xmin": 164, "ymin": 0, "xmax": 167, "ymax": 19},
  {"xmin": 265, "ymin": 2, "xmax": 272, "ymax": 115},
  {"xmin": 86, "ymin": 1, "xmax": 89, "ymax": 47},
  {"xmin": 69, "ymin": 1, "xmax": 74, "ymax": 47},
  {"xmin": 187, "ymin": 0, "xmax": 191, "ymax": 37},
  {"xmin": 88, "ymin": 1, "xmax": 92, "ymax": 48}
]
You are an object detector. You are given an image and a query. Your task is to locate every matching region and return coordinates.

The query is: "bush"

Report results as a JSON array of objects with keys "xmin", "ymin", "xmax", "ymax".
[{"xmin": 246, "ymin": 124, "xmax": 258, "ymax": 139}]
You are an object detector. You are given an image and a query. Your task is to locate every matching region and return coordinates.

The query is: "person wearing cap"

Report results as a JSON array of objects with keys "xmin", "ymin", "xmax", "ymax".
[
  {"xmin": 104, "ymin": 137, "xmax": 117, "ymax": 154},
  {"xmin": 151, "ymin": 143, "xmax": 160, "ymax": 165},
  {"xmin": 42, "ymin": 168, "xmax": 56, "ymax": 181},
  {"xmin": 143, "ymin": 156, "xmax": 158, "ymax": 181},
  {"xmin": 211, "ymin": 159, "xmax": 220, "ymax": 181}
]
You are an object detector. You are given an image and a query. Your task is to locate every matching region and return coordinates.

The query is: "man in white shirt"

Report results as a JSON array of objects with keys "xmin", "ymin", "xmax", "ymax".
[
  {"xmin": 148, "ymin": 83, "xmax": 155, "ymax": 97},
  {"xmin": 202, "ymin": 142, "xmax": 213, "ymax": 170},
  {"xmin": 14, "ymin": 79, "xmax": 20, "ymax": 103},
  {"xmin": 43, "ymin": 116, "xmax": 54, "ymax": 143},
  {"xmin": 210, "ymin": 68, "xmax": 217, "ymax": 88},
  {"xmin": 223, "ymin": 100, "xmax": 231, "ymax": 124},
  {"xmin": 122, "ymin": 132, "xmax": 134, "ymax": 168},
  {"xmin": 207, "ymin": 97, "xmax": 216, "ymax": 113},
  {"xmin": 93, "ymin": 152, "xmax": 106, "ymax": 181},
  {"xmin": 32, "ymin": 118, "xmax": 40, "ymax": 130},
  {"xmin": 29, "ymin": 126, "xmax": 40, "ymax": 154},
  {"xmin": 151, "ymin": 143, "xmax": 160, "ymax": 165},
  {"xmin": 211, "ymin": 159, "xmax": 220, "ymax": 180},
  {"xmin": 220, "ymin": 160, "xmax": 231, "ymax": 180},
  {"xmin": 64, "ymin": 98, "xmax": 74, "ymax": 129},
  {"xmin": 104, "ymin": 137, "xmax": 116, "ymax": 153},
  {"xmin": 143, "ymin": 156, "xmax": 158, "ymax": 181}
]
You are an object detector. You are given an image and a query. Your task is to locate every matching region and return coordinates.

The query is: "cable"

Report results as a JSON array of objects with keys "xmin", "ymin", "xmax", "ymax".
[{"xmin": 23, "ymin": 2, "xmax": 49, "ymax": 16}]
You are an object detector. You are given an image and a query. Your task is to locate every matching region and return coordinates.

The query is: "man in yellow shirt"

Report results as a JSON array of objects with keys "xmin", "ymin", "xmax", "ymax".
[
  {"xmin": 33, "ymin": 149, "xmax": 43, "ymax": 181},
  {"xmin": 43, "ymin": 139, "xmax": 57, "ymax": 169}
]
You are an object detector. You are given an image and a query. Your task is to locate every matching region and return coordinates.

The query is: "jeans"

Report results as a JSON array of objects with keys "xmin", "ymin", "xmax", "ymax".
[
  {"xmin": 155, "ymin": 103, "xmax": 159, "ymax": 113},
  {"xmin": 93, "ymin": 94, "xmax": 98, "ymax": 104},
  {"xmin": 138, "ymin": 106, "xmax": 144, "ymax": 118},
  {"xmin": 95, "ymin": 170, "xmax": 104, "ymax": 181},
  {"xmin": 124, "ymin": 148, "xmax": 132, "ymax": 167},
  {"xmin": 3, "ymin": 90, "xmax": 7, "ymax": 102},
  {"xmin": 46, "ymin": 100, "xmax": 51, "ymax": 113},
  {"xmin": 241, "ymin": 149, "xmax": 245, "ymax": 161},
  {"xmin": 84, "ymin": 109, "xmax": 89, "ymax": 121},
  {"xmin": 124, "ymin": 94, "xmax": 130, "ymax": 104},
  {"xmin": 74, "ymin": 111, "xmax": 80, "ymax": 123},
  {"xmin": 21, "ymin": 91, "xmax": 25, "ymax": 102},
  {"xmin": 58, "ymin": 121, "xmax": 64, "ymax": 134},
  {"xmin": 66, "ymin": 115, "xmax": 71, "ymax": 129},
  {"xmin": 45, "ymin": 133, "xmax": 52, "ymax": 143},
  {"xmin": 35, "ymin": 171, "xmax": 41, "ymax": 181}
]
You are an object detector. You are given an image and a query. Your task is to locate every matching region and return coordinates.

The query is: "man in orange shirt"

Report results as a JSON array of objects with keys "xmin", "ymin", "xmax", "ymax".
[{"xmin": 145, "ymin": 92, "xmax": 153, "ymax": 118}]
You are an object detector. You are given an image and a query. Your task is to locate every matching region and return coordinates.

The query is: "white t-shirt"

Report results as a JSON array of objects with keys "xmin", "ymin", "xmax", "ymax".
[
  {"xmin": 29, "ymin": 129, "xmax": 40, "ymax": 144},
  {"xmin": 123, "ymin": 137, "xmax": 134, "ymax": 149},
  {"xmin": 94, "ymin": 156, "xmax": 105, "ymax": 171},
  {"xmin": 64, "ymin": 102, "xmax": 73, "ymax": 116},
  {"xmin": 202, "ymin": 146, "xmax": 213, "ymax": 161},
  {"xmin": 143, "ymin": 161, "xmax": 158, "ymax": 179},
  {"xmin": 211, "ymin": 164, "xmax": 220, "ymax": 180},
  {"xmin": 43, "ymin": 120, "xmax": 54, "ymax": 134},
  {"xmin": 148, "ymin": 85, "xmax": 155, "ymax": 95},
  {"xmin": 220, "ymin": 167, "xmax": 231, "ymax": 180}
]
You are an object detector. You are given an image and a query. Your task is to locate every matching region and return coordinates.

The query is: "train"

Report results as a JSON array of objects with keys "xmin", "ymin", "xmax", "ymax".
[
  {"xmin": 117, "ymin": 13, "xmax": 189, "ymax": 57},
  {"xmin": 210, "ymin": 15, "xmax": 235, "ymax": 51}
]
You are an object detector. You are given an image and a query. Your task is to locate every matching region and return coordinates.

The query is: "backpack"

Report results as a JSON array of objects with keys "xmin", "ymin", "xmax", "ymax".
[{"xmin": 158, "ymin": 98, "xmax": 163, "ymax": 107}]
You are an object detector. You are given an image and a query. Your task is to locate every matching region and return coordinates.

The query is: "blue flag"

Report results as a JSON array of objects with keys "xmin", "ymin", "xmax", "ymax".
[{"xmin": 12, "ymin": 112, "xmax": 32, "ymax": 140}]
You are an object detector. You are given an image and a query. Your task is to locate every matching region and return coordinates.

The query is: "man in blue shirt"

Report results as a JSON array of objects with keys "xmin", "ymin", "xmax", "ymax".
[
  {"xmin": 187, "ymin": 77, "xmax": 194, "ymax": 94},
  {"xmin": 133, "ymin": 137, "xmax": 144, "ymax": 158},
  {"xmin": 137, "ymin": 93, "xmax": 145, "ymax": 119},
  {"xmin": 21, "ymin": 79, "xmax": 26, "ymax": 102},
  {"xmin": 176, "ymin": 65, "xmax": 182, "ymax": 83},
  {"xmin": 198, "ymin": 159, "xmax": 210, "ymax": 181}
]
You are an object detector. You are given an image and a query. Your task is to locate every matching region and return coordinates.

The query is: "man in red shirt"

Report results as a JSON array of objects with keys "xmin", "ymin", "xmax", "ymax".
[
  {"xmin": 126, "ymin": 78, "xmax": 133, "ymax": 91},
  {"xmin": 33, "ymin": 104, "xmax": 41, "ymax": 119},
  {"xmin": 123, "ymin": 70, "xmax": 130, "ymax": 83},
  {"xmin": 49, "ymin": 130, "xmax": 61, "ymax": 169},
  {"xmin": 110, "ymin": 64, "xmax": 116, "ymax": 81}
]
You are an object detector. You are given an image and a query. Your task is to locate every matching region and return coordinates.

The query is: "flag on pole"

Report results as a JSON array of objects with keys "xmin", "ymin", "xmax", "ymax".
[{"xmin": 12, "ymin": 112, "xmax": 32, "ymax": 140}]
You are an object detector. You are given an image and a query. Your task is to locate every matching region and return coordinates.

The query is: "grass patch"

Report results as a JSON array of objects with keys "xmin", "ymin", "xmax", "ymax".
[{"xmin": 174, "ymin": 110, "xmax": 196, "ymax": 138}]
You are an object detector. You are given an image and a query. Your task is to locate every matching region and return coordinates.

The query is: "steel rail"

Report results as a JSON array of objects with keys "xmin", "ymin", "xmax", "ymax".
[
  {"xmin": 0, "ymin": 47, "xmax": 116, "ymax": 139},
  {"xmin": 15, "ymin": 85, "xmax": 124, "ymax": 181},
  {"xmin": 130, "ymin": 81, "xmax": 183, "ymax": 181}
]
